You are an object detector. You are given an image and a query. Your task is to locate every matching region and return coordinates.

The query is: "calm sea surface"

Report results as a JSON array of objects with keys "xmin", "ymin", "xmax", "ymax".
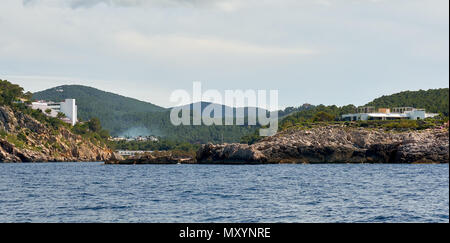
[{"xmin": 0, "ymin": 163, "xmax": 448, "ymax": 223}]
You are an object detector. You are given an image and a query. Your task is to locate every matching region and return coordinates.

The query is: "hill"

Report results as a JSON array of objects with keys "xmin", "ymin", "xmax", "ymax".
[
  {"xmin": 33, "ymin": 85, "xmax": 173, "ymax": 136},
  {"xmin": 174, "ymin": 101, "xmax": 270, "ymax": 120},
  {"xmin": 33, "ymin": 85, "xmax": 167, "ymax": 130},
  {"xmin": 365, "ymin": 88, "xmax": 449, "ymax": 116},
  {"xmin": 33, "ymin": 85, "xmax": 258, "ymax": 143},
  {"xmin": 33, "ymin": 85, "xmax": 166, "ymax": 113}
]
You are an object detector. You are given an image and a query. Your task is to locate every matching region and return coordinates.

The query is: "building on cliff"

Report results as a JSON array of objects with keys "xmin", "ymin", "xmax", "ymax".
[
  {"xmin": 342, "ymin": 107, "xmax": 439, "ymax": 121},
  {"xmin": 31, "ymin": 99, "xmax": 78, "ymax": 126}
]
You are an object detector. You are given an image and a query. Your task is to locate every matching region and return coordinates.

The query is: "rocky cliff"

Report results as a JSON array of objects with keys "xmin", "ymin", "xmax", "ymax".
[
  {"xmin": 0, "ymin": 105, "xmax": 116, "ymax": 162},
  {"xmin": 197, "ymin": 125, "xmax": 449, "ymax": 164}
]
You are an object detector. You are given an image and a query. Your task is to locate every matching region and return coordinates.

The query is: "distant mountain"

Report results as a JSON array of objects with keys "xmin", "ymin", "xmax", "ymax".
[
  {"xmin": 33, "ymin": 85, "xmax": 258, "ymax": 143},
  {"xmin": 174, "ymin": 101, "xmax": 269, "ymax": 119},
  {"xmin": 365, "ymin": 88, "xmax": 449, "ymax": 116}
]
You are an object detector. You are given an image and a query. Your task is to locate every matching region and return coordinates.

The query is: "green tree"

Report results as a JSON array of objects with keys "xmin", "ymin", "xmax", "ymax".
[
  {"xmin": 57, "ymin": 112, "xmax": 66, "ymax": 119},
  {"xmin": 312, "ymin": 111, "xmax": 335, "ymax": 122},
  {"xmin": 0, "ymin": 79, "xmax": 25, "ymax": 105},
  {"xmin": 88, "ymin": 118, "xmax": 102, "ymax": 133}
]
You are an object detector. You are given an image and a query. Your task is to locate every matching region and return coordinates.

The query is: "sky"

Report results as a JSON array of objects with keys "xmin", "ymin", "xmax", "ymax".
[{"xmin": 0, "ymin": 0, "xmax": 448, "ymax": 109}]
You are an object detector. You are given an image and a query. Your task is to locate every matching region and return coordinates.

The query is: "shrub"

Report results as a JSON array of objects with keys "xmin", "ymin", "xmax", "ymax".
[
  {"xmin": 17, "ymin": 132, "xmax": 28, "ymax": 142},
  {"xmin": 0, "ymin": 128, "xmax": 7, "ymax": 138},
  {"xmin": 312, "ymin": 111, "xmax": 335, "ymax": 122}
]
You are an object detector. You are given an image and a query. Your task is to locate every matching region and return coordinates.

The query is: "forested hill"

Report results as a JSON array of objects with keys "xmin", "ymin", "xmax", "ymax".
[
  {"xmin": 365, "ymin": 88, "xmax": 449, "ymax": 116},
  {"xmin": 33, "ymin": 85, "xmax": 169, "ymax": 136},
  {"xmin": 33, "ymin": 85, "xmax": 258, "ymax": 143},
  {"xmin": 33, "ymin": 85, "xmax": 166, "ymax": 116}
]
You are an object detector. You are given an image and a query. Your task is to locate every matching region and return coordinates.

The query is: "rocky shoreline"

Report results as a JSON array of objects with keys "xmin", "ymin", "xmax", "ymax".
[
  {"xmin": 195, "ymin": 126, "xmax": 449, "ymax": 164},
  {"xmin": 2, "ymin": 103, "xmax": 448, "ymax": 164},
  {"xmin": 0, "ymin": 106, "xmax": 116, "ymax": 163},
  {"xmin": 105, "ymin": 151, "xmax": 194, "ymax": 165},
  {"xmin": 106, "ymin": 125, "xmax": 449, "ymax": 165}
]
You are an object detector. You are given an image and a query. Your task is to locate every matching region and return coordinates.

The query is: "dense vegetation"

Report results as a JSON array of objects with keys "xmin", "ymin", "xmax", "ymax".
[
  {"xmin": 0, "ymin": 80, "xmax": 32, "ymax": 106},
  {"xmin": 110, "ymin": 139, "xmax": 201, "ymax": 156},
  {"xmin": 279, "ymin": 104, "xmax": 357, "ymax": 130},
  {"xmin": 365, "ymin": 88, "xmax": 449, "ymax": 116}
]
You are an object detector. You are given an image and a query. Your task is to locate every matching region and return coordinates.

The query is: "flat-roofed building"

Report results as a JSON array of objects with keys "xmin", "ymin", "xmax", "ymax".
[
  {"xmin": 357, "ymin": 106, "xmax": 376, "ymax": 113},
  {"xmin": 31, "ymin": 99, "xmax": 78, "ymax": 126},
  {"xmin": 342, "ymin": 107, "xmax": 439, "ymax": 121},
  {"xmin": 116, "ymin": 150, "xmax": 154, "ymax": 156},
  {"xmin": 392, "ymin": 107, "xmax": 415, "ymax": 113},
  {"xmin": 378, "ymin": 108, "xmax": 390, "ymax": 114}
]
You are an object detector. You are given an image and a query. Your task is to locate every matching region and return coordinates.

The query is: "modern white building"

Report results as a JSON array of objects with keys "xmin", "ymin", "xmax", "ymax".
[
  {"xmin": 31, "ymin": 99, "xmax": 78, "ymax": 126},
  {"xmin": 59, "ymin": 99, "xmax": 77, "ymax": 126},
  {"xmin": 342, "ymin": 107, "xmax": 439, "ymax": 121}
]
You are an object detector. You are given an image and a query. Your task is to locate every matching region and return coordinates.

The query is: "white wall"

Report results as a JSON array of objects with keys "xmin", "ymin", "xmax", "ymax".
[
  {"xmin": 407, "ymin": 110, "xmax": 426, "ymax": 120},
  {"xmin": 59, "ymin": 99, "xmax": 77, "ymax": 126},
  {"xmin": 31, "ymin": 102, "xmax": 59, "ymax": 118}
]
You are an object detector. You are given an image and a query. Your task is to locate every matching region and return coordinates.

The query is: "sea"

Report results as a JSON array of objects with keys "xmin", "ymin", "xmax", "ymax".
[{"xmin": 0, "ymin": 163, "xmax": 448, "ymax": 223}]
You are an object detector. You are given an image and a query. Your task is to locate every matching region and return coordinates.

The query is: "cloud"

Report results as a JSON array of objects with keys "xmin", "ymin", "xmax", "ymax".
[{"xmin": 7, "ymin": 0, "xmax": 449, "ymax": 108}]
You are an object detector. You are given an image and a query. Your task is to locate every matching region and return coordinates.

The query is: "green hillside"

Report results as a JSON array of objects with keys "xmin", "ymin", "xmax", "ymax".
[
  {"xmin": 33, "ymin": 85, "xmax": 166, "ymax": 116},
  {"xmin": 365, "ymin": 88, "xmax": 449, "ymax": 116},
  {"xmin": 33, "ymin": 85, "xmax": 258, "ymax": 143}
]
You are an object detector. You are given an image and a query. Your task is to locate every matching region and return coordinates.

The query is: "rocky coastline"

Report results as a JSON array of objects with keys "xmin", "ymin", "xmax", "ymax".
[
  {"xmin": 195, "ymin": 125, "xmax": 449, "ymax": 164},
  {"xmin": 0, "ymin": 105, "xmax": 116, "ymax": 162},
  {"xmin": 2, "ymin": 104, "xmax": 448, "ymax": 164},
  {"xmin": 105, "ymin": 151, "xmax": 194, "ymax": 165},
  {"xmin": 106, "ymin": 125, "xmax": 449, "ymax": 165}
]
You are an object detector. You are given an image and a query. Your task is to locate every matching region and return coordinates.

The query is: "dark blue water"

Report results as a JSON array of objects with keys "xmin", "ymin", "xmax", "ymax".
[{"xmin": 0, "ymin": 163, "xmax": 448, "ymax": 223}]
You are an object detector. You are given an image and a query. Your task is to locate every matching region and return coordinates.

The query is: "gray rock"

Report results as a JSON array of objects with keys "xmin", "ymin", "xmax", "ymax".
[{"xmin": 196, "ymin": 125, "xmax": 449, "ymax": 164}]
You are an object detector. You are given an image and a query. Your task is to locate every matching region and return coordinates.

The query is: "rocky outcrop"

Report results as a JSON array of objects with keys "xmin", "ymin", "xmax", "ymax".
[
  {"xmin": 0, "ymin": 105, "xmax": 115, "ymax": 163},
  {"xmin": 196, "ymin": 143, "xmax": 267, "ymax": 164},
  {"xmin": 196, "ymin": 126, "xmax": 449, "ymax": 164},
  {"xmin": 106, "ymin": 151, "xmax": 194, "ymax": 165}
]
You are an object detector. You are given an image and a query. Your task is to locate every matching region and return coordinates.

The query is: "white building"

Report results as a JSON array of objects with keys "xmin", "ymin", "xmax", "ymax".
[
  {"xmin": 342, "ymin": 107, "xmax": 439, "ymax": 121},
  {"xmin": 59, "ymin": 99, "xmax": 77, "ymax": 126},
  {"xmin": 109, "ymin": 136, "xmax": 159, "ymax": 142},
  {"xmin": 116, "ymin": 150, "xmax": 154, "ymax": 156},
  {"xmin": 31, "ymin": 99, "xmax": 78, "ymax": 126}
]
